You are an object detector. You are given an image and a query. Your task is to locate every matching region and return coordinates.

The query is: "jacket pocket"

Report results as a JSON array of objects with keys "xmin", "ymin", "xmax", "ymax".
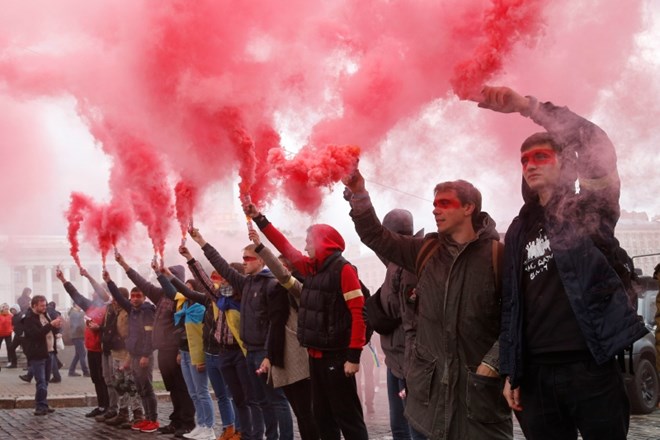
[
  {"xmin": 466, "ymin": 371, "xmax": 511, "ymax": 423},
  {"xmin": 407, "ymin": 344, "xmax": 437, "ymax": 406}
]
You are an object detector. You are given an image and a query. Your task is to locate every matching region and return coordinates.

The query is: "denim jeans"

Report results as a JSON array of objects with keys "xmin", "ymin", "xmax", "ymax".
[
  {"xmin": 206, "ymin": 352, "xmax": 238, "ymax": 429},
  {"xmin": 68, "ymin": 338, "xmax": 89, "ymax": 375},
  {"xmin": 219, "ymin": 348, "xmax": 256, "ymax": 440},
  {"xmin": 49, "ymin": 352, "xmax": 61, "ymax": 381},
  {"xmin": 386, "ymin": 369, "xmax": 426, "ymax": 440},
  {"xmin": 29, "ymin": 358, "xmax": 51, "ymax": 411},
  {"xmin": 245, "ymin": 349, "xmax": 293, "ymax": 440},
  {"xmin": 180, "ymin": 350, "xmax": 215, "ymax": 429}
]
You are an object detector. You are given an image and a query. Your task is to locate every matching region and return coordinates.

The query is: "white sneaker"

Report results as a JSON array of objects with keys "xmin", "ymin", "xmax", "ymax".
[
  {"xmin": 186, "ymin": 426, "xmax": 214, "ymax": 440},
  {"xmin": 183, "ymin": 426, "xmax": 203, "ymax": 439}
]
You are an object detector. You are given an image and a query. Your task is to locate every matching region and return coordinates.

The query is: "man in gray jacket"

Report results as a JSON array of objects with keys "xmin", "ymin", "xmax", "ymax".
[{"xmin": 344, "ymin": 173, "xmax": 512, "ymax": 440}]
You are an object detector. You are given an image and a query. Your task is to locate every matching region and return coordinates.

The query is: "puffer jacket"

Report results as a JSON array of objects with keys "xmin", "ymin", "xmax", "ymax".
[{"xmin": 351, "ymin": 198, "xmax": 512, "ymax": 440}]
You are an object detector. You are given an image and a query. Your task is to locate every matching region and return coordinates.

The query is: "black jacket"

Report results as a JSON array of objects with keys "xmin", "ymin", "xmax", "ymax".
[{"xmin": 22, "ymin": 310, "xmax": 57, "ymax": 361}]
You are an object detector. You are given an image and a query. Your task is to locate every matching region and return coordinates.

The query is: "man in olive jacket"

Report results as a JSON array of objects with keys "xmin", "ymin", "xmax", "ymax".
[{"xmin": 344, "ymin": 173, "xmax": 512, "ymax": 440}]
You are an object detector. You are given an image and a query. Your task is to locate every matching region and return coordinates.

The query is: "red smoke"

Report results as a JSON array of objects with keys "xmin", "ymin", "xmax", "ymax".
[
  {"xmin": 84, "ymin": 200, "xmax": 133, "ymax": 266},
  {"xmin": 0, "ymin": 0, "xmax": 655, "ymax": 250},
  {"xmin": 450, "ymin": 0, "xmax": 546, "ymax": 100},
  {"xmin": 174, "ymin": 180, "xmax": 198, "ymax": 238},
  {"xmin": 65, "ymin": 192, "xmax": 93, "ymax": 268}
]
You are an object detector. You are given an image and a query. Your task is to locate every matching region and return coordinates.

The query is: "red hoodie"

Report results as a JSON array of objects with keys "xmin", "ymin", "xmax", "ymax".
[
  {"xmin": 261, "ymin": 222, "xmax": 366, "ymax": 358},
  {"xmin": 0, "ymin": 312, "xmax": 12, "ymax": 337}
]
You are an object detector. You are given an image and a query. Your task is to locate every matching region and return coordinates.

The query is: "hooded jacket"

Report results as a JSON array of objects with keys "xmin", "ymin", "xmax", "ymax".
[
  {"xmin": 350, "ymin": 197, "xmax": 511, "ymax": 440},
  {"xmin": 378, "ymin": 208, "xmax": 419, "ymax": 379},
  {"xmin": 201, "ymin": 242, "xmax": 282, "ymax": 352},
  {"xmin": 255, "ymin": 217, "xmax": 367, "ymax": 364},
  {"xmin": 500, "ymin": 100, "xmax": 648, "ymax": 388}
]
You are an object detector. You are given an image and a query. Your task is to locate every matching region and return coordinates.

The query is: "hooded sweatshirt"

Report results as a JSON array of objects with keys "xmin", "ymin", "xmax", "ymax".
[{"xmin": 255, "ymin": 216, "xmax": 366, "ymax": 364}]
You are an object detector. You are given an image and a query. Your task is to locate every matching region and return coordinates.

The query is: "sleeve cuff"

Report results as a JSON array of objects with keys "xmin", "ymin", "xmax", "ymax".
[
  {"xmin": 347, "ymin": 348, "xmax": 362, "ymax": 364},
  {"xmin": 253, "ymin": 214, "xmax": 270, "ymax": 229}
]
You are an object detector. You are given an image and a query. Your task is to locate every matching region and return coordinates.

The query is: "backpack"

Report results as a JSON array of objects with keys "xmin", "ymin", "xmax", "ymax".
[{"xmin": 359, "ymin": 280, "xmax": 374, "ymax": 345}]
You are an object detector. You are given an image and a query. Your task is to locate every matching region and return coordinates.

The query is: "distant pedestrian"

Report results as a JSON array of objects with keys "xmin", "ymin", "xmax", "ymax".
[
  {"xmin": 68, "ymin": 303, "xmax": 89, "ymax": 377},
  {"xmin": 22, "ymin": 295, "xmax": 62, "ymax": 415},
  {"xmin": 0, "ymin": 303, "xmax": 13, "ymax": 370},
  {"xmin": 17, "ymin": 287, "xmax": 32, "ymax": 313}
]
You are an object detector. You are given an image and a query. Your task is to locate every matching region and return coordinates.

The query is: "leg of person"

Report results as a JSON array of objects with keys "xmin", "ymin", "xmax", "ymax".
[
  {"xmin": 78, "ymin": 340, "xmax": 89, "ymax": 375},
  {"xmin": 188, "ymin": 353, "xmax": 216, "ymax": 439},
  {"xmin": 7, "ymin": 335, "xmax": 20, "ymax": 367},
  {"xmin": 49, "ymin": 352, "xmax": 62, "ymax": 382},
  {"xmin": 516, "ymin": 363, "xmax": 578, "ymax": 440},
  {"xmin": 245, "ymin": 350, "xmax": 279, "ymax": 440},
  {"xmin": 132, "ymin": 355, "xmax": 158, "ymax": 431},
  {"xmin": 309, "ymin": 357, "xmax": 341, "ymax": 440},
  {"xmin": 220, "ymin": 349, "xmax": 255, "ymax": 440},
  {"xmin": 568, "ymin": 359, "xmax": 629, "ymax": 440},
  {"xmin": 282, "ymin": 378, "xmax": 319, "ymax": 440},
  {"xmin": 321, "ymin": 355, "xmax": 368, "ymax": 440},
  {"xmin": 159, "ymin": 348, "xmax": 196, "ymax": 431},
  {"xmin": 179, "ymin": 350, "xmax": 203, "ymax": 436},
  {"xmin": 69, "ymin": 338, "xmax": 81, "ymax": 375},
  {"xmin": 31, "ymin": 359, "xmax": 49, "ymax": 414},
  {"xmin": 206, "ymin": 353, "xmax": 236, "ymax": 430},
  {"xmin": 87, "ymin": 350, "xmax": 109, "ymax": 416},
  {"xmin": 99, "ymin": 352, "xmax": 119, "ymax": 421},
  {"xmin": 360, "ymin": 349, "xmax": 375, "ymax": 415},
  {"xmin": 386, "ymin": 369, "xmax": 412, "ymax": 440}
]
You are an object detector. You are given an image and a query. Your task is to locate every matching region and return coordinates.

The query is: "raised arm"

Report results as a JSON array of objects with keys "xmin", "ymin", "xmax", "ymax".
[
  {"xmin": 56, "ymin": 268, "xmax": 92, "ymax": 311},
  {"xmin": 188, "ymin": 228, "xmax": 246, "ymax": 293},
  {"xmin": 104, "ymin": 271, "xmax": 131, "ymax": 312},
  {"xmin": 343, "ymin": 170, "xmax": 424, "ymax": 274},
  {"xmin": 250, "ymin": 228, "xmax": 302, "ymax": 297},
  {"xmin": 116, "ymin": 252, "xmax": 164, "ymax": 304},
  {"xmin": 179, "ymin": 245, "xmax": 218, "ymax": 300},
  {"xmin": 80, "ymin": 267, "xmax": 110, "ymax": 302}
]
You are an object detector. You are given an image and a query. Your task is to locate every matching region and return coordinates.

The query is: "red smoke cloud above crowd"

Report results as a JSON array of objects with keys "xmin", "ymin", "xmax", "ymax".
[{"xmin": 0, "ymin": 0, "xmax": 657, "ymax": 265}]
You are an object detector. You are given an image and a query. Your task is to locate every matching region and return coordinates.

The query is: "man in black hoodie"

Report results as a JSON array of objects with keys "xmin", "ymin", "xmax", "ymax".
[{"xmin": 22, "ymin": 295, "xmax": 62, "ymax": 415}]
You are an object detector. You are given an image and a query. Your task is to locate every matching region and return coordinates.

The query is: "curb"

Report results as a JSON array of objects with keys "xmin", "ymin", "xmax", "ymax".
[{"xmin": 0, "ymin": 392, "xmax": 172, "ymax": 410}]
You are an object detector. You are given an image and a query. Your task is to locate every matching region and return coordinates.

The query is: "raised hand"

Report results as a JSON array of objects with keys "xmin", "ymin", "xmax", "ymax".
[
  {"xmin": 342, "ymin": 168, "xmax": 366, "ymax": 195},
  {"xmin": 478, "ymin": 86, "xmax": 530, "ymax": 114},
  {"xmin": 242, "ymin": 202, "xmax": 261, "ymax": 219},
  {"xmin": 55, "ymin": 268, "xmax": 66, "ymax": 283},
  {"xmin": 178, "ymin": 245, "xmax": 193, "ymax": 260},
  {"xmin": 188, "ymin": 228, "xmax": 206, "ymax": 247},
  {"xmin": 248, "ymin": 228, "xmax": 261, "ymax": 246}
]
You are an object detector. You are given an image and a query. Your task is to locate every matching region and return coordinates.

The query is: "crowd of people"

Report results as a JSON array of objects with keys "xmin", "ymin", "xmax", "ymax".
[{"xmin": 3, "ymin": 87, "xmax": 657, "ymax": 440}]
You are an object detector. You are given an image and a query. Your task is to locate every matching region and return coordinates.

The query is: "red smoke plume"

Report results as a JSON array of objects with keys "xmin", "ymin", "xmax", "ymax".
[
  {"xmin": 85, "ymin": 199, "xmax": 133, "ymax": 266},
  {"xmin": 174, "ymin": 180, "xmax": 198, "ymax": 238},
  {"xmin": 65, "ymin": 192, "xmax": 94, "ymax": 268}
]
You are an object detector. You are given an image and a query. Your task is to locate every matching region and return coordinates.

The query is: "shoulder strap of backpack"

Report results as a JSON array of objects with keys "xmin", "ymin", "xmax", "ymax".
[
  {"xmin": 415, "ymin": 237, "xmax": 440, "ymax": 279},
  {"xmin": 492, "ymin": 240, "xmax": 504, "ymax": 293}
]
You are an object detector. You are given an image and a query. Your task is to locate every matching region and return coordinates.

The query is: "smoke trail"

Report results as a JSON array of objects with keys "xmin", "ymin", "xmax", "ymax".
[{"xmin": 65, "ymin": 192, "xmax": 94, "ymax": 268}]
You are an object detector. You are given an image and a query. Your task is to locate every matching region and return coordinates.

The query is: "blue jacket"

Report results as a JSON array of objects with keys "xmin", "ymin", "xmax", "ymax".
[
  {"xmin": 108, "ymin": 280, "xmax": 155, "ymax": 358},
  {"xmin": 499, "ymin": 100, "xmax": 648, "ymax": 388}
]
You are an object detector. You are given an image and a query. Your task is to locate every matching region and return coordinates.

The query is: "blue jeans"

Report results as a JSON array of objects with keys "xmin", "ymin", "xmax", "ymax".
[
  {"xmin": 29, "ymin": 358, "xmax": 51, "ymax": 410},
  {"xmin": 387, "ymin": 369, "xmax": 426, "ymax": 440},
  {"xmin": 206, "ymin": 353, "xmax": 238, "ymax": 430},
  {"xmin": 245, "ymin": 349, "xmax": 293, "ymax": 440},
  {"xmin": 49, "ymin": 352, "xmax": 61, "ymax": 381},
  {"xmin": 180, "ymin": 350, "xmax": 215, "ymax": 429},
  {"xmin": 69, "ymin": 338, "xmax": 89, "ymax": 375}
]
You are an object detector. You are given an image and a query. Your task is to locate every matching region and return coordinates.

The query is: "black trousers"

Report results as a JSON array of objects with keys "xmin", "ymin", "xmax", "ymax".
[
  {"xmin": 158, "ymin": 348, "xmax": 195, "ymax": 428},
  {"xmin": 309, "ymin": 355, "xmax": 368, "ymax": 440},
  {"xmin": 283, "ymin": 378, "xmax": 319, "ymax": 440},
  {"xmin": 516, "ymin": 358, "xmax": 629, "ymax": 440},
  {"xmin": 1, "ymin": 335, "xmax": 16, "ymax": 366},
  {"xmin": 88, "ymin": 350, "xmax": 109, "ymax": 408}
]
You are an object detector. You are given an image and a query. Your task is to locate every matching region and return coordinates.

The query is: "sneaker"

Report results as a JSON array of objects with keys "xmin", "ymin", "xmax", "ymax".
[
  {"xmin": 19, "ymin": 374, "xmax": 31, "ymax": 383},
  {"xmin": 50, "ymin": 378, "xmax": 61, "ymax": 383},
  {"xmin": 218, "ymin": 426, "xmax": 236, "ymax": 440},
  {"xmin": 131, "ymin": 420, "xmax": 150, "ymax": 431},
  {"xmin": 6, "ymin": 364, "xmax": 17, "ymax": 369},
  {"xmin": 47, "ymin": 406, "xmax": 55, "ymax": 413},
  {"xmin": 83, "ymin": 371, "xmax": 91, "ymax": 377},
  {"xmin": 85, "ymin": 407, "xmax": 106, "ymax": 418},
  {"xmin": 183, "ymin": 426, "xmax": 203, "ymax": 439},
  {"xmin": 140, "ymin": 421, "xmax": 160, "ymax": 433},
  {"xmin": 34, "ymin": 408, "xmax": 48, "ymax": 416},
  {"xmin": 68, "ymin": 372, "xmax": 81, "ymax": 377}
]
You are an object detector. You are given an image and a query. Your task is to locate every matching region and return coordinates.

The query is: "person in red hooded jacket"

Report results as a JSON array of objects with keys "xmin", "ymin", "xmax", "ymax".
[{"xmin": 244, "ymin": 203, "xmax": 369, "ymax": 440}]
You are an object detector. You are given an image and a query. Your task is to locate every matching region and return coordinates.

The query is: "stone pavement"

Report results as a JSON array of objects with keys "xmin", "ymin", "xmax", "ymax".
[{"xmin": 2, "ymin": 363, "xmax": 660, "ymax": 439}]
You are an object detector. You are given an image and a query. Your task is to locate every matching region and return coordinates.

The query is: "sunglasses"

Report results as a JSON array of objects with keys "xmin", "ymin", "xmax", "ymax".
[{"xmin": 242, "ymin": 256, "xmax": 258, "ymax": 262}]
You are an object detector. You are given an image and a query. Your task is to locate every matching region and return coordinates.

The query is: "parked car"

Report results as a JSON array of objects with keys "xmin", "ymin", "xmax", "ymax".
[{"xmin": 624, "ymin": 276, "xmax": 659, "ymax": 414}]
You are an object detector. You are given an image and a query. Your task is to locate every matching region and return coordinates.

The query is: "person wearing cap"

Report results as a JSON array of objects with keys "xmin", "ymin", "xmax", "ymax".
[{"xmin": 479, "ymin": 86, "xmax": 648, "ymax": 440}]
